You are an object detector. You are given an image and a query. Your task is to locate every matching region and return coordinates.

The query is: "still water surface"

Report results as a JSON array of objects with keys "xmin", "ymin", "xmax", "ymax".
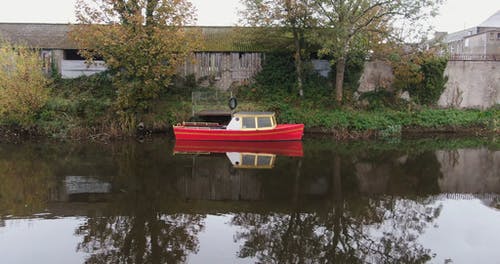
[{"xmin": 0, "ymin": 137, "xmax": 499, "ymax": 263}]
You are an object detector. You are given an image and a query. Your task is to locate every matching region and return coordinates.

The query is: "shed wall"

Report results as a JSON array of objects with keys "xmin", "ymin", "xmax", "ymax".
[{"xmin": 181, "ymin": 52, "xmax": 263, "ymax": 90}]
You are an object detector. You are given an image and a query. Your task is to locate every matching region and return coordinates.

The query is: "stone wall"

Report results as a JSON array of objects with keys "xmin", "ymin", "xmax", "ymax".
[
  {"xmin": 357, "ymin": 60, "xmax": 394, "ymax": 93},
  {"xmin": 438, "ymin": 61, "xmax": 500, "ymax": 109}
]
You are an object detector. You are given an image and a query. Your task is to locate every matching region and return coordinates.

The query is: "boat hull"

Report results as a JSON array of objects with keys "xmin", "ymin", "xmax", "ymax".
[
  {"xmin": 173, "ymin": 124, "xmax": 304, "ymax": 141},
  {"xmin": 174, "ymin": 140, "xmax": 303, "ymax": 156}
]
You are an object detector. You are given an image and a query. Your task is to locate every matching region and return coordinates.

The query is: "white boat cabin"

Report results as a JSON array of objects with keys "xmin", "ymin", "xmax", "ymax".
[
  {"xmin": 226, "ymin": 112, "xmax": 277, "ymax": 130},
  {"xmin": 226, "ymin": 152, "xmax": 276, "ymax": 169}
]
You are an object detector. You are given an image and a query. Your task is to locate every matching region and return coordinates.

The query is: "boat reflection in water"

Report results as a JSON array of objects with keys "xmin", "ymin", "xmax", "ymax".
[{"xmin": 174, "ymin": 140, "xmax": 303, "ymax": 169}]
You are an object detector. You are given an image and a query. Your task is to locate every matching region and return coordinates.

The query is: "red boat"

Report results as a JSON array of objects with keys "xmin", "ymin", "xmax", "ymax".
[
  {"xmin": 174, "ymin": 140, "xmax": 303, "ymax": 169},
  {"xmin": 173, "ymin": 112, "xmax": 304, "ymax": 141},
  {"xmin": 174, "ymin": 140, "xmax": 304, "ymax": 157}
]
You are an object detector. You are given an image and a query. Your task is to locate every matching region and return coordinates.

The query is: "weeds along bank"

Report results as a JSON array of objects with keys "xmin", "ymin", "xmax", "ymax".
[
  {"xmin": 0, "ymin": 47, "xmax": 498, "ymax": 141},
  {"xmin": 1, "ymin": 73, "xmax": 498, "ymax": 142}
]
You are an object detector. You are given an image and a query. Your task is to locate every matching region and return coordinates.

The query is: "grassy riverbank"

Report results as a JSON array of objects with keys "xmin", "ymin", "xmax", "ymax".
[
  {"xmin": 272, "ymin": 104, "xmax": 499, "ymax": 139},
  {"xmin": 2, "ymin": 95, "xmax": 498, "ymax": 142},
  {"xmin": 0, "ymin": 72, "xmax": 498, "ymax": 142}
]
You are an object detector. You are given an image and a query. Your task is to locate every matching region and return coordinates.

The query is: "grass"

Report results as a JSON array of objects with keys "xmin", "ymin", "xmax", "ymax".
[{"xmin": 1, "ymin": 70, "xmax": 498, "ymax": 141}]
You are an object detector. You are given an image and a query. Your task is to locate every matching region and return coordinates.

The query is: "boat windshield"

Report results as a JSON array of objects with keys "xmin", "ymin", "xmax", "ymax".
[
  {"xmin": 238, "ymin": 153, "xmax": 275, "ymax": 169},
  {"xmin": 242, "ymin": 117, "xmax": 256, "ymax": 129},
  {"xmin": 226, "ymin": 112, "xmax": 277, "ymax": 130}
]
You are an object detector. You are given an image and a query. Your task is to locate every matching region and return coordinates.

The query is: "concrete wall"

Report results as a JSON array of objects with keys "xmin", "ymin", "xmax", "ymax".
[
  {"xmin": 353, "ymin": 149, "xmax": 500, "ymax": 195},
  {"xmin": 438, "ymin": 61, "xmax": 500, "ymax": 109},
  {"xmin": 358, "ymin": 60, "xmax": 394, "ymax": 93},
  {"xmin": 436, "ymin": 149, "xmax": 500, "ymax": 193}
]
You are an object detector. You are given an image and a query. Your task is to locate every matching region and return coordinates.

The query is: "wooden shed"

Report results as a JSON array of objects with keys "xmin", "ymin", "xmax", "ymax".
[{"xmin": 0, "ymin": 23, "xmax": 266, "ymax": 90}]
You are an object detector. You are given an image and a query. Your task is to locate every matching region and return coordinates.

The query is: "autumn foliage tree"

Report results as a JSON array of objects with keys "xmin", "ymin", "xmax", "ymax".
[
  {"xmin": 0, "ymin": 40, "xmax": 50, "ymax": 127},
  {"xmin": 314, "ymin": 0, "xmax": 444, "ymax": 104},
  {"xmin": 72, "ymin": 0, "xmax": 201, "ymax": 129},
  {"xmin": 390, "ymin": 49, "xmax": 448, "ymax": 106},
  {"xmin": 240, "ymin": 0, "xmax": 317, "ymax": 97}
]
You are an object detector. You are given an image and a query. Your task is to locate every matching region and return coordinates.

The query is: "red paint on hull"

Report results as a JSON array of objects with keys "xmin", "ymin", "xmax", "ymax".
[
  {"xmin": 173, "ymin": 124, "xmax": 304, "ymax": 141},
  {"xmin": 174, "ymin": 140, "xmax": 303, "ymax": 157}
]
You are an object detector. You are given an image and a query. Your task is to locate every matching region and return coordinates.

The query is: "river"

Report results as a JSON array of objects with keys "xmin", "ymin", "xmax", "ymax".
[{"xmin": 0, "ymin": 137, "xmax": 498, "ymax": 263}]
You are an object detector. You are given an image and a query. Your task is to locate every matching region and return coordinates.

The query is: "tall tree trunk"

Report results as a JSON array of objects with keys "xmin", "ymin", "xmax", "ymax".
[
  {"xmin": 332, "ymin": 154, "xmax": 342, "ymax": 260},
  {"xmin": 293, "ymin": 29, "xmax": 304, "ymax": 97},
  {"xmin": 335, "ymin": 56, "xmax": 346, "ymax": 104}
]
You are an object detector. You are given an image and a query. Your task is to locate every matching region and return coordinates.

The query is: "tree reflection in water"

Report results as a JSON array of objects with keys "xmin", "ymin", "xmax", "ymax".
[
  {"xmin": 2, "ymin": 138, "xmax": 496, "ymax": 263},
  {"xmin": 74, "ymin": 142, "xmax": 205, "ymax": 264},
  {"xmin": 76, "ymin": 214, "xmax": 203, "ymax": 264},
  {"xmin": 232, "ymin": 154, "xmax": 442, "ymax": 264},
  {"xmin": 232, "ymin": 200, "xmax": 441, "ymax": 263}
]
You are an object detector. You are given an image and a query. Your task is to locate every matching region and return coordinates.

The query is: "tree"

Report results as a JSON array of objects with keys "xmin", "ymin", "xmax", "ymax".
[
  {"xmin": 240, "ymin": 0, "xmax": 316, "ymax": 97},
  {"xmin": 72, "ymin": 0, "xmax": 201, "ymax": 129},
  {"xmin": 0, "ymin": 40, "xmax": 50, "ymax": 127},
  {"xmin": 314, "ymin": 0, "xmax": 443, "ymax": 103},
  {"xmin": 390, "ymin": 48, "xmax": 448, "ymax": 106}
]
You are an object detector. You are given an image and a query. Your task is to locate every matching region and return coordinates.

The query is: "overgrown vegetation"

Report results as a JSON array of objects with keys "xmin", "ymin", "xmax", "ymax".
[
  {"xmin": 237, "ymin": 51, "xmax": 365, "ymax": 107},
  {"xmin": 0, "ymin": 40, "xmax": 497, "ymax": 142},
  {"xmin": 0, "ymin": 0, "xmax": 496, "ymax": 141},
  {"xmin": 234, "ymin": 51, "xmax": 497, "ymax": 139},
  {"xmin": 72, "ymin": 0, "xmax": 201, "ymax": 131},
  {"xmin": 0, "ymin": 41, "xmax": 50, "ymax": 127},
  {"xmin": 392, "ymin": 51, "xmax": 448, "ymax": 106}
]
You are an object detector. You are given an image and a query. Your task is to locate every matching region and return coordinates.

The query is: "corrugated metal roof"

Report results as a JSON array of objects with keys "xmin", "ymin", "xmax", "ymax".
[
  {"xmin": 196, "ymin": 26, "xmax": 269, "ymax": 52},
  {"xmin": 0, "ymin": 23, "xmax": 270, "ymax": 52},
  {"xmin": 0, "ymin": 23, "xmax": 76, "ymax": 49},
  {"xmin": 443, "ymin": 27, "xmax": 477, "ymax": 43}
]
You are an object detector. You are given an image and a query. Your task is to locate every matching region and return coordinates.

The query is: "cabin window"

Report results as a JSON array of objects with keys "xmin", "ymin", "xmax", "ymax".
[
  {"xmin": 257, "ymin": 155, "xmax": 272, "ymax": 166},
  {"xmin": 242, "ymin": 117, "xmax": 256, "ymax": 129},
  {"xmin": 257, "ymin": 117, "xmax": 273, "ymax": 128},
  {"xmin": 242, "ymin": 154, "xmax": 256, "ymax": 166}
]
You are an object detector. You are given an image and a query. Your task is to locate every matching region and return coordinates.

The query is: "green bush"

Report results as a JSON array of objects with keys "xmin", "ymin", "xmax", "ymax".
[
  {"xmin": 405, "ymin": 56, "xmax": 448, "ymax": 106},
  {"xmin": 0, "ymin": 41, "xmax": 50, "ymax": 127},
  {"xmin": 359, "ymin": 90, "xmax": 398, "ymax": 110}
]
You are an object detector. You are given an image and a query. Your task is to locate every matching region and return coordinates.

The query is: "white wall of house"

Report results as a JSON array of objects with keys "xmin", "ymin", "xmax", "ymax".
[{"xmin": 61, "ymin": 60, "xmax": 107, "ymax": 79}]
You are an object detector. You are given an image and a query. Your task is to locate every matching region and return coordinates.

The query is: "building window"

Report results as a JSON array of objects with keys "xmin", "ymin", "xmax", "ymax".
[
  {"xmin": 497, "ymin": 33, "xmax": 500, "ymax": 40},
  {"xmin": 63, "ymin": 49, "xmax": 102, "ymax": 60},
  {"xmin": 64, "ymin": 49, "xmax": 85, "ymax": 60}
]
